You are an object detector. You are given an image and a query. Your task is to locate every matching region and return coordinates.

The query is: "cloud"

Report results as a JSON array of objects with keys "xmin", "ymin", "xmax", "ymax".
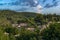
[
  {"xmin": 34, "ymin": 0, "xmax": 38, "ymax": 4},
  {"xmin": 44, "ymin": 3, "xmax": 53, "ymax": 8},
  {"xmin": 53, "ymin": 1, "xmax": 58, "ymax": 6},
  {"xmin": 14, "ymin": 0, "xmax": 42, "ymax": 13},
  {"xmin": 37, "ymin": 5, "xmax": 42, "ymax": 9},
  {"xmin": 44, "ymin": 0, "xmax": 58, "ymax": 8},
  {"xmin": 0, "ymin": 0, "xmax": 42, "ymax": 13},
  {"xmin": 42, "ymin": 0, "xmax": 47, "ymax": 3},
  {"xmin": 52, "ymin": 0, "xmax": 56, "ymax": 2},
  {"xmin": 0, "ymin": 0, "xmax": 38, "ymax": 6},
  {"xmin": 36, "ymin": 5, "xmax": 42, "ymax": 13},
  {"xmin": 41, "ymin": 5, "xmax": 60, "ymax": 14}
]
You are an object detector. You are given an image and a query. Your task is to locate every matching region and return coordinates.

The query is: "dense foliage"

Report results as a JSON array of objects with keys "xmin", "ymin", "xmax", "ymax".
[
  {"xmin": 0, "ymin": 10, "xmax": 60, "ymax": 40},
  {"xmin": 41, "ymin": 23, "xmax": 60, "ymax": 40}
]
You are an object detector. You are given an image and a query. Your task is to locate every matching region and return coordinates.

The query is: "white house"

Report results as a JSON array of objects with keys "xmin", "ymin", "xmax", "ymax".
[
  {"xmin": 12, "ymin": 23, "xmax": 28, "ymax": 28},
  {"xmin": 26, "ymin": 28, "xmax": 35, "ymax": 31}
]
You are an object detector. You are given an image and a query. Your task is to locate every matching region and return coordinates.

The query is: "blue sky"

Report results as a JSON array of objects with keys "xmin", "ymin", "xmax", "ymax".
[{"xmin": 0, "ymin": 0, "xmax": 60, "ymax": 14}]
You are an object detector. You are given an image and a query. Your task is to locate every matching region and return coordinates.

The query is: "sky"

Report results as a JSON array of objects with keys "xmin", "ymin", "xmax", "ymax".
[{"xmin": 0, "ymin": 0, "xmax": 60, "ymax": 14}]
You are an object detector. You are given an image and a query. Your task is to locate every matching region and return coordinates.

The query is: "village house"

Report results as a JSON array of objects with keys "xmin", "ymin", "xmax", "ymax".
[
  {"xmin": 12, "ymin": 24, "xmax": 18, "ymax": 27},
  {"xmin": 4, "ymin": 32, "xmax": 9, "ymax": 35},
  {"xmin": 17, "ymin": 22, "xmax": 28, "ymax": 28},
  {"xmin": 12, "ymin": 21, "xmax": 28, "ymax": 28},
  {"xmin": 26, "ymin": 28, "xmax": 35, "ymax": 31}
]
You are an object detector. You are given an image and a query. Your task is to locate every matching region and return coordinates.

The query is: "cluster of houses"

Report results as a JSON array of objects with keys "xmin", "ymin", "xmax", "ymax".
[
  {"xmin": 12, "ymin": 22, "xmax": 27, "ymax": 28},
  {"xmin": 12, "ymin": 20, "xmax": 52, "ymax": 31},
  {"xmin": 12, "ymin": 21, "xmax": 35, "ymax": 31}
]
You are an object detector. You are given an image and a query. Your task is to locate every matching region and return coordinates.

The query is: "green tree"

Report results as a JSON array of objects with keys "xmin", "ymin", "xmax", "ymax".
[{"xmin": 41, "ymin": 23, "xmax": 60, "ymax": 40}]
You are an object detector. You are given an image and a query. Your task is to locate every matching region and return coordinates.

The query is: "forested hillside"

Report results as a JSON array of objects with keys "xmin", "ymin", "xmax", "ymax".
[{"xmin": 0, "ymin": 10, "xmax": 60, "ymax": 40}]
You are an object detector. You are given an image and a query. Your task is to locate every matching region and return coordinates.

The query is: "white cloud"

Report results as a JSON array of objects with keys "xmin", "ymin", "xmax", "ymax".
[
  {"xmin": 41, "ymin": 5, "xmax": 60, "ymax": 14},
  {"xmin": 0, "ymin": 0, "xmax": 43, "ymax": 13},
  {"xmin": 37, "ymin": 5, "xmax": 42, "ymax": 9},
  {"xmin": 34, "ymin": 0, "xmax": 38, "ymax": 4},
  {"xmin": 36, "ymin": 5, "xmax": 42, "ymax": 13}
]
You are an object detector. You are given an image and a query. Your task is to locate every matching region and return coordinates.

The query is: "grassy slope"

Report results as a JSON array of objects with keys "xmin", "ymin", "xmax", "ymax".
[{"xmin": 0, "ymin": 10, "xmax": 38, "ymax": 26}]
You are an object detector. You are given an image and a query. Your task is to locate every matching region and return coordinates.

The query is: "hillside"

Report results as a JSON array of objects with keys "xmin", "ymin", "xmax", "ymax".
[
  {"xmin": 0, "ymin": 10, "xmax": 37, "ymax": 17},
  {"xmin": 0, "ymin": 10, "xmax": 60, "ymax": 26},
  {"xmin": 0, "ymin": 10, "xmax": 36, "ymax": 22},
  {"xmin": 0, "ymin": 10, "xmax": 60, "ymax": 40}
]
